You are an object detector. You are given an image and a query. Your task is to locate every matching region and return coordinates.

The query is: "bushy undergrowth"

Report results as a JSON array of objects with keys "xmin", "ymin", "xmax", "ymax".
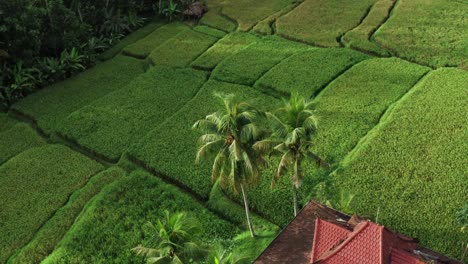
[
  {"xmin": 148, "ymin": 30, "xmax": 219, "ymax": 67},
  {"xmin": 43, "ymin": 170, "xmax": 240, "ymax": 263},
  {"xmin": 58, "ymin": 66, "xmax": 208, "ymax": 161},
  {"xmin": 334, "ymin": 68, "xmax": 468, "ymax": 259},
  {"xmin": 212, "ymin": 36, "xmax": 310, "ymax": 85},
  {"xmin": 191, "ymin": 32, "xmax": 259, "ymax": 70},
  {"xmin": 0, "ymin": 123, "xmax": 46, "ymax": 164},
  {"xmin": 276, "ymin": 0, "xmax": 377, "ymax": 46},
  {"xmin": 221, "ymin": 0, "xmax": 295, "ymax": 32},
  {"xmin": 12, "ymin": 55, "xmax": 145, "ymax": 134},
  {"xmin": 0, "ymin": 144, "xmax": 103, "ymax": 263},
  {"xmin": 342, "ymin": 0, "xmax": 394, "ymax": 56},
  {"xmin": 122, "ymin": 23, "xmax": 189, "ymax": 59},
  {"xmin": 128, "ymin": 80, "xmax": 280, "ymax": 198},
  {"xmin": 9, "ymin": 167, "xmax": 125, "ymax": 264},
  {"xmin": 373, "ymin": 0, "xmax": 468, "ymax": 68},
  {"xmin": 255, "ymin": 48, "xmax": 370, "ymax": 97}
]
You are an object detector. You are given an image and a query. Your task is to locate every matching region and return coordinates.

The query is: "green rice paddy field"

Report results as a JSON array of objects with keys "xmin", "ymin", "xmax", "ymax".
[{"xmin": 1, "ymin": 0, "xmax": 467, "ymax": 262}]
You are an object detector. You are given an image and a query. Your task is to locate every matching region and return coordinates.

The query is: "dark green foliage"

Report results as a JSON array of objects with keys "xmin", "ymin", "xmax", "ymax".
[
  {"xmin": 334, "ymin": 68, "xmax": 468, "ymax": 258},
  {"xmin": 255, "ymin": 48, "xmax": 370, "ymax": 97},
  {"xmin": 99, "ymin": 21, "xmax": 166, "ymax": 60},
  {"xmin": 12, "ymin": 55, "xmax": 145, "ymax": 133},
  {"xmin": 148, "ymin": 30, "xmax": 219, "ymax": 67},
  {"xmin": 122, "ymin": 23, "xmax": 189, "ymax": 59},
  {"xmin": 128, "ymin": 80, "xmax": 280, "ymax": 198},
  {"xmin": 212, "ymin": 36, "xmax": 310, "ymax": 85},
  {"xmin": 373, "ymin": 0, "xmax": 468, "ymax": 67},
  {"xmin": 43, "ymin": 170, "xmax": 239, "ymax": 263},
  {"xmin": 0, "ymin": 144, "xmax": 103, "ymax": 263},
  {"xmin": 276, "ymin": 0, "xmax": 377, "ymax": 46},
  {"xmin": 193, "ymin": 25, "xmax": 227, "ymax": 38},
  {"xmin": 9, "ymin": 167, "xmax": 125, "ymax": 264},
  {"xmin": 57, "ymin": 66, "xmax": 208, "ymax": 161},
  {"xmin": 0, "ymin": 123, "xmax": 46, "ymax": 164},
  {"xmin": 191, "ymin": 32, "xmax": 259, "ymax": 70}
]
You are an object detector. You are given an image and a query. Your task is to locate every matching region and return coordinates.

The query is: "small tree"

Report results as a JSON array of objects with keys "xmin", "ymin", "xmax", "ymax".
[
  {"xmin": 254, "ymin": 92, "xmax": 329, "ymax": 216},
  {"xmin": 193, "ymin": 93, "xmax": 265, "ymax": 237},
  {"xmin": 132, "ymin": 211, "xmax": 204, "ymax": 264}
]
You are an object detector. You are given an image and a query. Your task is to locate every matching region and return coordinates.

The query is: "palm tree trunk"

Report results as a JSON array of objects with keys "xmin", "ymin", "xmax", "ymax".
[
  {"xmin": 292, "ymin": 183, "xmax": 298, "ymax": 216},
  {"xmin": 240, "ymin": 183, "xmax": 255, "ymax": 237}
]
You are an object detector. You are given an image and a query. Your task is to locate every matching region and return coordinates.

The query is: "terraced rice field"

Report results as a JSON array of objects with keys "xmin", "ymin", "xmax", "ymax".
[{"xmin": 1, "ymin": 0, "xmax": 467, "ymax": 262}]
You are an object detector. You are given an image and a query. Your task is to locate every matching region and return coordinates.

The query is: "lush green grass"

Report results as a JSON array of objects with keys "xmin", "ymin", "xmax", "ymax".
[
  {"xmin": 191, "ymin": 32, "xmax": 259, "ymax": 70},
  {"xmin": 122, "ymin": 23, "xmax": 189, "ymax": 59},
  {"xmin": 221, "ymin": 0, "xmax": 295, "ymax": 32},
  {"xmin": 0, "ymin": 113, "xmax": 16, "ymax": 133},
  {"xmin": 148, "ymin": 30, "xmax": 219, "ymax": 67},
  {"xmin": 333, "ymin": 68, "xmax": 468, "ymax": 259},
  {"xmin": 342, "ymin": 0, "xmax": 394, "ymax": 56},
  {"xmin": 0, "ymin": 123, "xmax": 46, "ymax": 164},
  {"xmin": 254, "ymin": 48, "xmax": 370, "ymax": 97},
  {"xmin": 212, "ymin": 36, "xmax": 310, "ymax": 85},
  {"xmin": 43, "ymin": 170, "xmax": 240, "ymax": 263},
  {"xmin": 0, "ymin": 144, "xmax": 103, "ymax": 263},
  {"xmin": 252, "ymin": 3, "xmax": 298, "ymax": 35},
  {"xmin": 99, "ymin": 21, "xmax": 165, "ymax": 60},
  {"xmin": 276, "ymin": 0, "xmax": 377, "ymax": 47},
  {"xmin": 373, "ymin": 0, "xmax": 468, "ymax": 68},
  {"xmin": 128, "ymin": 80, "xmax": 280, "ymax": 198},
  {"xmin": 12, "ymin": 55, "xmax": 145, "ymax": 134},
  {"xmin": 193, "ymin": 25, "xmax": 227, "ymax": 38},
  {"xmin": 200, "ymin": 9, "xmax": 237, "ymax": 32},
  {"xmin": 57, "ymin": 66, "xmax": 208, "ymax": 161},
  {"xmin": 9, "ymin": 167, "xmax": 125, "ymax": 264},
  {"xmin": 228, "ymin": 58, "xmax": 430, "ymax": 226}
]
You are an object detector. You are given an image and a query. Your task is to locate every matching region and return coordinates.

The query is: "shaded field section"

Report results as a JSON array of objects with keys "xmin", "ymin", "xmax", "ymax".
[
  {"xmin": 342, "ymin": 0, "xmax": 395, "ymax": 56},
  {"xmin": 122, "ymin": 23, "xmax": 189, "ymax": 59},
  {"xmin": 193, "ymin": 25, "xmax": 227, "ymax": 38},
  {"xmin": 43, "ymin": 170, "xmax": 240, "ymax": 263},
  {"xmin": 276, "ymin": 0, "xmax": 377, "ymax": 47},
  {"xmin": 148, "ymin": 29, "xmax": 219, "ymax": 67},
  {"xmin": 200, "ymin": 0, "xmax": 237, "ymax": 32},
  {"xmin": 373, "ymin": 0, "xmax": 468, "ymax": 68},
  {"xmin": 0, "ymin": 123, "xmax": 46, "ymax": 164},
  {"xmin": 99, "ymin": 21, "xmax": 165, "ymax": 60},
  {"xmin": 12, "ymin": 55, "xmax": 145, "ymax": 134},
  {"xmin": 334, "ymin": 68, "xmax": 468, "ymax": 259},
  {"xmin": 57, "ymin": 67, "xmax": 209, "ymax": 162},
  {"xmin": 9, "ymin": 167, "xmax": 125, "ymax": 264},
  {"xmin": 128, "ymin": 80, "xmax": 280, "ymax": 199},
  {"xmin": 221, "ymin": 0, "xmax": 296, "ymax": 31},
  {"xmin": 191, "ymin": 32, "xmax": 259, "ymax": 70},
  {"xmin": 255, "ymin": 48, "xmax": 370, "ymax": 97},
  {"xmin": 230, "ymin": 58, "xmax": 430, "ymax": 226},
  {"xmin": 212, "ymin": 36, "xmax": 310, "ymax": 85},
  {"xmin": 0, "ymin": 145, "xmax": 103, "ymax": 263},
  {"xmin": 0, "ymin": 113, "xmax": 16, "ymax": 133}
]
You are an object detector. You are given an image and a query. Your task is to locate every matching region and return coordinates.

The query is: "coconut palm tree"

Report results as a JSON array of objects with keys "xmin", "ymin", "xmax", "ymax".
[
  {"xmin": 132, "ymin": 211, "xmax": 204, "ymax": 264},
  {"xmin": 254, "ymin": 92, "xmax": 329, "ymax": 216},
  {"xmin": 193, "ymin": 92, "xmax": 265, "ymax": 237}
]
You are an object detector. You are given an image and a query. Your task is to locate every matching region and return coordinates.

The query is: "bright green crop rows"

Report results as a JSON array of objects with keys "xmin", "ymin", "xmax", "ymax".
[
  {"xmin": 373, "ymin": 0, "xmax": 468, "ymax": 68},
  {"xmin": 252, "ymin": 3, "xmax": 298, "ymax": 35},
  {"xmin": 122, "ymin": 23, "xmax": 189, "ymax": 59},
  {"xmin": 221, "ymin": 0, "xmax": 295, "ymax": 31},
  {"xmin": 192, "ymin": 32, "xmax": 259, "ymax": 70},
  {"xmin": 0, "ymin": 144, "xmax": 103, "ymax": 263},
  {"xmin": 212, "ymin": 36, "xmax": 310, "ymax": 85},
  {"xmin": 9, "ymin": 167, "xmax": 125, "ymax": 264},
  {"xmin": 43, "ymin": 170, "xmax": 240, "ymax": 263},
  {"xmin": 57, "ymin": 66, "xmax": 208, "ymax": 161},
  {"xmin": 148, "ymin": 29, "xmax": 219, "ymax": 67},
  {"xmin": 342, "ymin": 0, "xmax": 394, "ymax": 56},
  {"xmin": 193, "ymin": 25, "xmax": 227, "ymax": 38},
  {"xmin": 128, "ymin": 80, "xmax": 280, "ymax": 198},
  {"xmin": 12, "ymin": 55, "xmax": 145, "ymax": 134},
  {"xmin": 0, "ymin": 123, "xmax": 46, "ymax": 164},
  {"xmin": 255, "ymin": 48, "xmax": 370, "ymax": 97},
  {"xmin": 276, "ymin": 0, "xmax": 377, "ymax": 47},
  {"xmin": 334, "ymin": 68, "xmax": 468, "ymax": 258}
]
